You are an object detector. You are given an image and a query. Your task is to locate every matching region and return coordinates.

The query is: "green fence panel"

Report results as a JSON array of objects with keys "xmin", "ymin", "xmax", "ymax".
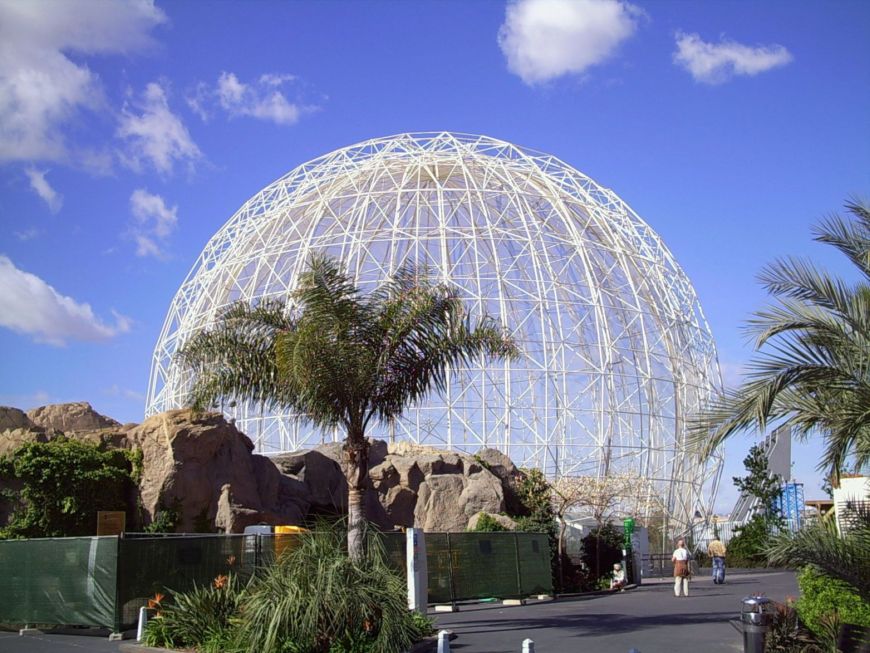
[
  {"xmin": 516, "ymin": 533, "xmax": 553, "ymax": 595},
  {"xmin": 115, "ymin": 535, "xmax": 253, "ymax": 628},
  {"xmin": 449, "ymin": 532, "xmax": 522, "ymax": 600},
  {"xmin": 0, "ymin": 537, "xmax": 117, "ymax": 629},
  {"xmin": 379, "ymin": 531, "xmax": 406, "ymax": 575},
  {"xmin": 425, "ymin": 533, "xmax": 453, "ymax": 604}
]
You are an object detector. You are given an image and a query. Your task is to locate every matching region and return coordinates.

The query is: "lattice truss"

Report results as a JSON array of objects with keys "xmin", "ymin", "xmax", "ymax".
[{"xmin": 146, "ymin": 132, "xmax": 723, "ymax": 527}]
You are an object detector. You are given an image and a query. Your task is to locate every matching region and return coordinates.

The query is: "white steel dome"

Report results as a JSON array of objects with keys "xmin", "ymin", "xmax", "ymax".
[{"xmin": 146, "ymin": 132, "xmax": 723, "ymax": 526}]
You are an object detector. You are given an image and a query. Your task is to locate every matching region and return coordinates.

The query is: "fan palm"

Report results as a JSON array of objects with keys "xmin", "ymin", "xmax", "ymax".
[
  {"xmin": 692, "ymin": 200, "xmax": 870, "ymax": 478},
  {"xmin": 178, "ymin": 254, "xmax": 517, "ymax": 559}
]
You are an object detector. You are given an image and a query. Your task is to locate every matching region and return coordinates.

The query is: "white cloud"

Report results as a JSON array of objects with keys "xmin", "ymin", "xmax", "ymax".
[
  {"xmin": 0, "ymin": 254, "xmax": 131, "ymax": 345},
  {"xmin": 105, "ymin": 384, "xmax": 145, "ymax": 402},
  {"xmin": 0, "ymin": 0, "xmax": 166, "ymax": 163},
  {"xmin": 498, "ymin": 0, "xmax": 641, "ymax": 85},
  {"xmin": 118, "ymin": 82, "xmax": 202, "ymax": 175},
  {"xmin": 24, "ymin": 167, "xmax": 63, "ymax": 213},
  {"xmin": 188, "ymin": 72, "xmax": 306, "ymax": 125},
  {"xmin": 673, "ymin": 32, "xmax": 793, "ymax": 84},
  {"xmin": 14, "ymin": 228, "xmax": 42, "ymax": 241},
  {"xmin": 129, "ymin": 188, "xmax": 178, "ymax": 258}
]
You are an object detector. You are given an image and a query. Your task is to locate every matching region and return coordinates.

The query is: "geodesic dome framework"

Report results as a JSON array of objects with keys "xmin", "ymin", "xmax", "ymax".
[{"xmin": 146, "ymin": 132, "xmax": 723, "ymax": 527}]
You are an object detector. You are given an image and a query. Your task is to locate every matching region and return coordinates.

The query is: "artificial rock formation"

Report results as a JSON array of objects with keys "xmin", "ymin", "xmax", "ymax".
[
  {"xmin": 128, "ymin": 409, "xmax": 307, "ymax": 533},
  {"xmin": 27, "ymin": 402, "xmax": 120, "ymax": 432},
  {"xmin": 1, "ymin": 402, "xmax": 525, "ymax": 534}
]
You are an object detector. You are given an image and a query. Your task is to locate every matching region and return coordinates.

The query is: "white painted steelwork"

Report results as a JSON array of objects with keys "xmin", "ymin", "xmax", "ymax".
[{"xmin": 146, "ymin": 132, "xmax": 722, "ymax": 526}]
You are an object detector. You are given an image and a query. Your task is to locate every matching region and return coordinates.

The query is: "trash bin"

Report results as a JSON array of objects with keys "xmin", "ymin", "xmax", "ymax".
[{"xmin": 741, "ymin": 596, "xmax": 775, "ymax": 653}]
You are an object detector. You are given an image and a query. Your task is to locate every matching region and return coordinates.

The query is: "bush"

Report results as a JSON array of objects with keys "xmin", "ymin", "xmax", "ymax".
[
  {"xmin": 0, "ymin": 438, "xmax": 137, "ymax": 538},
  {"xmin": 725, "ymin": 516, "xmax": 773, "ymax": 568},
  {"xmin": 143, "ymin": 573, "xmax": 244, "ymax": 652},
  {"xmin": 236, "ymin": 525, "xmax": 424, "ymax": 653},
  {"xmin": 467, "ymin": 513, "xmax": 508, "ymax": 532},
  {"xmin": 764, "ymin": 599, "xmax": 822, "ymax": 653},
  {"xmin": 796, "ymin": 567, "xmax": 870, "ymax": 638}
]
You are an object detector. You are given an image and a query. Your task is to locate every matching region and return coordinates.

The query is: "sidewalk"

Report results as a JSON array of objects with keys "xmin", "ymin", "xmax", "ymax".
[{"xmin": 433, "ymin": 570, "xmax": 798, "ymax": 653}]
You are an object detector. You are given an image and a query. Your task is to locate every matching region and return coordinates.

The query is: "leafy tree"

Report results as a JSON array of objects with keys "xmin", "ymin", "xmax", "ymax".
[
  {"xmin": 724, "ymin": 444, "xmax": 785, "ymax": 565},
  {"xmin": 692, "ymin": 200, "xmax": 870, "ymax": 478},
  {"xmin": 179, "ymin": 254, "xmax": 516, "ymax": 559},
  {"xmin": 733, "ymin": 444, "xmax": 784, "ymax": 526},
  {"xmin": 0, "ymin": 438, "xmax": 136, "ymax": 538}
]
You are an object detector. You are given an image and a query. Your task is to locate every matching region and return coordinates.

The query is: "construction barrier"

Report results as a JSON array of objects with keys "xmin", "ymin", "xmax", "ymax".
[{"xmin": 0, "ymin": 530, "xmax": 552, "ymax": 631}]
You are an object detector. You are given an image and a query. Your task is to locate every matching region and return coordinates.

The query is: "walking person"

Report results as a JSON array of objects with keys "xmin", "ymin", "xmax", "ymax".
[
  {"xmin": 708, "ymin": 537, "xmax": 727, "ymax": 584},
  {"xmin": 672, "ymin": 539, "xmax": 691, "ymax": 597}
]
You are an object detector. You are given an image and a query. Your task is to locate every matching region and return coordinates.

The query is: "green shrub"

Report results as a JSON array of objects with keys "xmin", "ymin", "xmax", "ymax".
[
  {"xmin": 468, "ymin": 513, "xmax": 508, "ymax": 532},
  {"xmin": 236, "ymin": 525, "xmax": 423, "ymax": 653},
  {"xmin": 0, "ymin": 437, "xmax": 137, "ymax": 538},
  {"xmin": 725, "ymin": 516, "xmax": 773, "ymax": 568},
  {"xmin": 796, "ymin": 567, "xmax": 870, "ymax": 638},
  {"xmin": 408, "ymin": 611, "xmax": 435, "ymax": 638},
  {"xmin": 143, "ymin": 572, "xmax": 244, "ymax": 651}
]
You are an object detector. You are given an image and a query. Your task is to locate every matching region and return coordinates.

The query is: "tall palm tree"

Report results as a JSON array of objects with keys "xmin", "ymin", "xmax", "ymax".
[
  {"xmin": 692, "ymin": 200, "xmax": 870, "ymax": 478},
  {"xmin": 178, "ymin": 254, "xmax": 517, "ymax": 559}
]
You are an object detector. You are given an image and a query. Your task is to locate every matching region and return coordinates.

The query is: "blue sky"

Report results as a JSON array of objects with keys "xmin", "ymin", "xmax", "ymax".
[{"xmin": 1, "ymin": 0, "xmax": 868, "ymax": 512}]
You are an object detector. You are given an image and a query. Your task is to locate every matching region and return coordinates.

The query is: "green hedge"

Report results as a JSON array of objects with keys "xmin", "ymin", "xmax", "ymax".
[{"xmin": 796, "ymin": 567, "xmax": 870, "ymax": 636}]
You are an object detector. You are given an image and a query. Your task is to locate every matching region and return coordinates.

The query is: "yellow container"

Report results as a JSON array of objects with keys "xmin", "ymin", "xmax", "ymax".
[{"xmin": 274, "ymin": 525, "xmax": 308, "ymax": 559}]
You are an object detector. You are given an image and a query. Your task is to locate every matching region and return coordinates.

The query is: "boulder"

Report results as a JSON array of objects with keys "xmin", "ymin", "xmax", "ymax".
[
  {"xmin": 27, "ymin": 402, "xmax": 120, "ymax": 432},
  {"xmin": 475, "ymin": 447, "xmax": 527, "ymax": 515},
  {"xmin": 0, "ymin": 427, "xmax": 51, "ymax": 459},
  {"xmin": 0, "ymin": 406, "xmax": 39, "ymax": 432},
  {"xmin": 269, "ymin": 438, "xmax": 509, "ymax": 531},
  {"xmin": 272, "ymin": 449, "xmax": 347, "ymax": 514},
  {"xmin": 129, "ymin": 409, "xmax": 301, "ymax": 533}
]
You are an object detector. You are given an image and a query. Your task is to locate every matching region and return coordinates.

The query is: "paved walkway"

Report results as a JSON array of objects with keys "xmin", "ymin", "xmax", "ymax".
[{"xmin": 434, "ymin": 570, "xmax": 798, "ymax": 653}]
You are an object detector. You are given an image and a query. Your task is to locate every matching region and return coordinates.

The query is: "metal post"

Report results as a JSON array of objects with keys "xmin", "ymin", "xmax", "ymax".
[
  {"xmin": 136, "ymin": 607, "xmax": 149, "ymax": 641},
  {"xmin": 522, "ymin": 638, "xmax": 535, "ymax": 653},
  {"xmin": 445, "ymin": 532, "xmax": 457, "ymax": 609},
  {"xmin": 438, "ymin": 630, "xmax": 451, "ymax": 653},
  {"xmin": 514, "ymin": 533, "xmax": 523, "ymax": 598},
  {"xmin": 406, "ymin": 528, "xmax": 428, "ymax": 613}
]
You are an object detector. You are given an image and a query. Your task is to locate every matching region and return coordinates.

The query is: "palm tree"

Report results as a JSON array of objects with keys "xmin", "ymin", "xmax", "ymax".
[
  {"xmin": 692, "ymin": 200, "xmax": 870, "ymax": 479},
  {"xmin": 178, "ymin": 254, "xmax": 517, "ymax": 559}
]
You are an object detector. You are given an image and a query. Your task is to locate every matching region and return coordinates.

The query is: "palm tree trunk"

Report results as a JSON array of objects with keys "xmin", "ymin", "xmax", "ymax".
[{"xmin": 344, "ymin": 432, "xmax": 369, "ymax": 561}]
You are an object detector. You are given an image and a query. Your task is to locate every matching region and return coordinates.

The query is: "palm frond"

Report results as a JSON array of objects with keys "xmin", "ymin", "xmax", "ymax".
[
  {"xmin": 767, "ymin": 505, "xmax": 870, "ymax": 600},
  {"xmin": 176, "ymin": 300, "xmax": 295, "ymax": 411},
  {"xmin": 691, "ymin": 201, "xmax": 870, "ymax": 476}
]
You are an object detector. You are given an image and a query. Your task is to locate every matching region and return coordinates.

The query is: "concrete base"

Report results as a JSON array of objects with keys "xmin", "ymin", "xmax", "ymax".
[
  {"xmin": 19, "ymin": 628, "xmax": 41, "ymax": 636},
  {"xmin": 434, "ymin": 604, "xmax": 459, "ymax": 612},
  {"xmin": 502, "ymin": 598, "xmax": 527, "ymax": 606},
  {"xmin": 109, "ymin": 632, "xmax": 124, "ymax": 641},
  {"xmin": 536, "ymin": 594, "xmax": 552, "ymax": 600}
]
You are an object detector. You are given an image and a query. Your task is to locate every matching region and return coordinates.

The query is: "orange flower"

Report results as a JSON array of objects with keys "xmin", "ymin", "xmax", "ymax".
[
  {"xmin": 147, "ymin": 593, "xmax": 165, "ymax": 609},
  {"xmin": 226, "ymin": 555, "xmax": 237, "ymax": 566},
  {"xmin": 213, "ymin": 574, "xmax": 229, "ymax": 590}
]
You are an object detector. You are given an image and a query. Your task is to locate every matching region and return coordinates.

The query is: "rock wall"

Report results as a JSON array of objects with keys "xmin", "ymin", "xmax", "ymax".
[{"xmin": 1, "ymin": 402, "xmax": 525, "ymax": 534}]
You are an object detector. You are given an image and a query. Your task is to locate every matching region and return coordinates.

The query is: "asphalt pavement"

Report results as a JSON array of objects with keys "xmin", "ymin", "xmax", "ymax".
[{"xmin": 434, "ymin": 570, "xmax": 799, "ymax": 653}]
